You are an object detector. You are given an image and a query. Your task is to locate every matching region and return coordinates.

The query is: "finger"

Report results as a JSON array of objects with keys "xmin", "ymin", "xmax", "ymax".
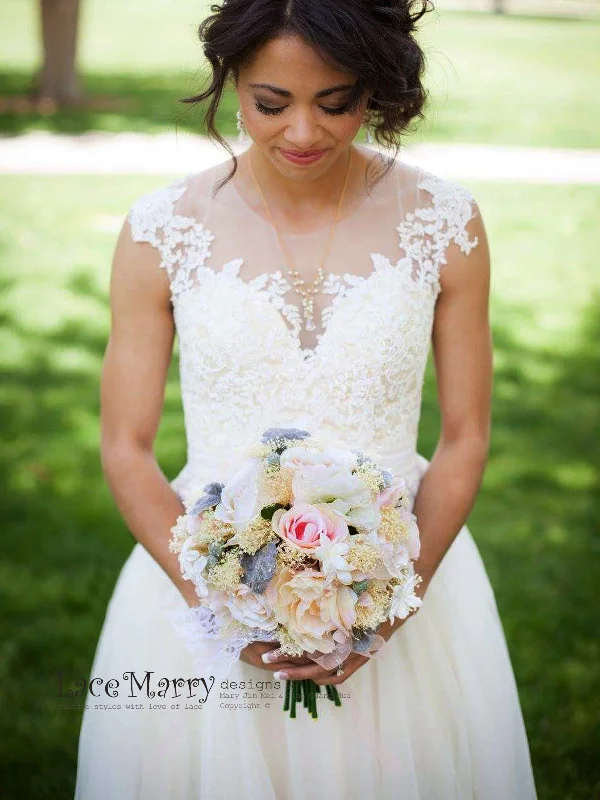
[
  {"xmin": 272, "ymin": 662, "xmax": 335, "ymax": 682},
  {"xmin": 325, "ymin": 654, "xmax": 369, "ymax": 684},
  {"xmin": 280, "ymin": 654, "xmax": 366, "ymax": 684},
  {"xmin": 262, "ymin": 660, "xmax": 301, "ymax": 673},
  {"xmin": 261, "ymin": 649, "xmax": 313, "ymax": 666}
]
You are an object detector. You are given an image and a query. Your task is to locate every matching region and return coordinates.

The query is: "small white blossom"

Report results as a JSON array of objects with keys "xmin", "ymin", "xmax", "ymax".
[
  {"xmin": 314, "ymin": 533, "xmax": 353, "ymax": 584},
  {"xmin": 388, "ymin": 571, "xmax": 423, "ymax": 622}
]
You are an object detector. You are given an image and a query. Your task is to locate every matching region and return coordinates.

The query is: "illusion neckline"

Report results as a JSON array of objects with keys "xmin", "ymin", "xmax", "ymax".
[{"xmin": 228, "ymin": 146, "xmax": 390, "ymax": 239}]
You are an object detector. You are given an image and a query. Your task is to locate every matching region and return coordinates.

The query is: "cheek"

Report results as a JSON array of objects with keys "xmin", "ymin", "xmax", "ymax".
[
  {"xmin": 244, "ymin": 104, "xmax": 281, "ymax": 141},
  {"xmin": 331, "ymin": 114, "xmax": 363, "ymax": 141}
]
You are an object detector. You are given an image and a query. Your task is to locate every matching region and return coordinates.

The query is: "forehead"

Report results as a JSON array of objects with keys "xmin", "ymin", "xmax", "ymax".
[{"xmin": 240, "ymin": 33, "xmax": 356, "ymax": 93}]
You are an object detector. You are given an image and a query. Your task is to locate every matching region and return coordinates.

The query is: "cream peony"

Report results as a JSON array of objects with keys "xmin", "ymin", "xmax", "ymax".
[{"xmin": 265, "ymin": 567, "xmax": 356, "ymax": 654}]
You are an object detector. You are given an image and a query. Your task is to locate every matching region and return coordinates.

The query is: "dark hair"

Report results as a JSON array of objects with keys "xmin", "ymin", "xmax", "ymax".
[{"xmin": 180, "ymin": 0, "xmax": 433, "ymax": 194}]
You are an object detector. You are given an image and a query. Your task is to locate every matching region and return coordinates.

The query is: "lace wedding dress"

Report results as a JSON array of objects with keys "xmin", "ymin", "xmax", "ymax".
[{"xmin": 75, "ymin": 146, "xmax": 537, "ymax": 799}]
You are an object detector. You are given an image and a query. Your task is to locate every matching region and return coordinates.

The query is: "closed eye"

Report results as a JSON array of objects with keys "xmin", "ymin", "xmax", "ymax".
[{"xmin": 254, "ymin": 100, "xmax": 350, "ymax": 117}]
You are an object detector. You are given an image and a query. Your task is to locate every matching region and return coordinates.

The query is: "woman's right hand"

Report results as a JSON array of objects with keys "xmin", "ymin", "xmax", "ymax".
[{"xmin": 239, "ymin": 641, "xmax": 315, "ymax": 672}]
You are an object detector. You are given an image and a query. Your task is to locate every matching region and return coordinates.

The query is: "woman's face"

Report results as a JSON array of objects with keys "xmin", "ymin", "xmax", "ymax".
[{"xmin": 235, "ymin": 33, "xmax": 369, "ymax": 180}]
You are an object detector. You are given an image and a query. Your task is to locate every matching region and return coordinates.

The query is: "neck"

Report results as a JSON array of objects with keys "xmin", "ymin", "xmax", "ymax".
[{"xmin": 244, "ymin": 144, "xmax": 356, "ymax": 214}]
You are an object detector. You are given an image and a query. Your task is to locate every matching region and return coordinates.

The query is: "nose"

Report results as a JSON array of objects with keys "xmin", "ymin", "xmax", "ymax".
[{"xmin": 284, "ymin": 108, "xmax": 324, "ymax": 150}]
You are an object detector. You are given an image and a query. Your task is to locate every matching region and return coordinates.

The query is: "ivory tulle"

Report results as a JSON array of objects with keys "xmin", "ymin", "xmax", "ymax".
[{"xmin": 75, "ymin": 462, "xmax": 537, "ymax": 800}]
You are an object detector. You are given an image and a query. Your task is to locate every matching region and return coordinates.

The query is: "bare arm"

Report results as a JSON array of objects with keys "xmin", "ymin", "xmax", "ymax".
[
  {"xmin": 100, "ymin": 218, "xmax": 198, "ymax": 607},
  {"xmin": 380, "ymin": 203, "xmax": 492, "ymax": 638}
]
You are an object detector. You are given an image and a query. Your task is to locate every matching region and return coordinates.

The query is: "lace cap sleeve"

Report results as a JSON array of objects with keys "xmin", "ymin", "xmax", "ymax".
[
  {"xmin": 126, "ymin": 177, "xmax": 215, "ymax": 298},
  {"xmin": 398, "ymin": 170, "xmax": 480, "ymax": 292}
]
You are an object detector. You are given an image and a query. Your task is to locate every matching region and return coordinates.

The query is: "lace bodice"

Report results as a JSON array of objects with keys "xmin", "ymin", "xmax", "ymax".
[{"xmin": 127, "ymin": 147, "xmax": 479, "ymax": 503}]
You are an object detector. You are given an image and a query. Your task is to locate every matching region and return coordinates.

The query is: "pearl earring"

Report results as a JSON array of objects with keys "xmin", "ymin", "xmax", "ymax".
[{"xmin": 236, "ymin": 109, "xmax": 249, "ymax": 145}]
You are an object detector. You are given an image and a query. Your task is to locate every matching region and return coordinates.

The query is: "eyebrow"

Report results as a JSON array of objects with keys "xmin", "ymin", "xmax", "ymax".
[{"xmin": 249, "ymin": 83, "xmax": 354, "ymax": 98}]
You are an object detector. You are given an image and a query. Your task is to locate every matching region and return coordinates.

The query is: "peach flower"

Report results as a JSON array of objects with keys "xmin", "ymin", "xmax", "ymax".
[{"xmin": 265, "ymin": 567, "xmax": 356, "ymax": 654}]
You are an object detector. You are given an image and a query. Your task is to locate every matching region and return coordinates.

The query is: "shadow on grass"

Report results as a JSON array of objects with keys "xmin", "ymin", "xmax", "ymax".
[
  {"xmin": 0, "ymin": 269, "xmax": 186, "ymax": 799},
  {"xmin": 0, "ymin": 69, "xmax": 236, "ymax": 137},
  {"xmin": 0, "ymin": 272, "xmax": 598, "ymax": 797},
  {"xmin": 420, "ymin": 298, "xmax": 600, "ymax": 798}
]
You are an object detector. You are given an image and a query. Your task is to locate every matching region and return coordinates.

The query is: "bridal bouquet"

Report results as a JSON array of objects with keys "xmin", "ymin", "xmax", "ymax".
[{"xmin": 169, "ymin": 428, "xmax": 423, "ymax": 719}]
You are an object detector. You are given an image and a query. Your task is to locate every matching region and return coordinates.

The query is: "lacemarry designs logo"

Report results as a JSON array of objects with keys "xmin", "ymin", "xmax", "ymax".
[{"xmin": 56, "ymin": 671, "xmax": 216, "ymax": 702}]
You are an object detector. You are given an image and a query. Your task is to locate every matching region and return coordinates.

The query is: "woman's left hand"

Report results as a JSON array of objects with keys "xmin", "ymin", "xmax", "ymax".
[
  {"xmin": 263, "ymin": 648, "xmax": 370, "ymax": 686},
  {"xmin": 261, "ymin": 616, "xmax": 410, "ymax": 685}
]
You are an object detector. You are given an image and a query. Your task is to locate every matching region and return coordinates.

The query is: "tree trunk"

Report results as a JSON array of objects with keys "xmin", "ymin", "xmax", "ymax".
[
  {"xmin": 38, "ymin": 0, "xmax": 85, "ymax": 107},
  {"xmin": 493, "ymin": 0, "xmax": 507, "ymax": 13}
]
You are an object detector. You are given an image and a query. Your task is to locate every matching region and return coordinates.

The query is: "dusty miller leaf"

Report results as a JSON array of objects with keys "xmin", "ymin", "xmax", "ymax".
[
  {"xmin": 239, "ymin": 539, "xmax": 278, "ymax": 594},
  {"xmin": 206, "ymin": 541, "xmax": 224, "ymax": 571}
]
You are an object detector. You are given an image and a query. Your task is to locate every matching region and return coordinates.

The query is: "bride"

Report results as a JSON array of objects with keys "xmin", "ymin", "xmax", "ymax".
[{"xmin": 75, "ymin": 0, "xmax": 537, "ymax": 797}]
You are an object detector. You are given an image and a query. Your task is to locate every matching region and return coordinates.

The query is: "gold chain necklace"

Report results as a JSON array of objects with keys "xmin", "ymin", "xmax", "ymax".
[{"xmin": 247, "ymin": 148, "xmax": 353, "ymax": 333}]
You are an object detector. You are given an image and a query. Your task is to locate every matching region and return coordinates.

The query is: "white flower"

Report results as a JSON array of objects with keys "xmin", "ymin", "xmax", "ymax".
[
  {"xmin": 292, "ymin": 465, "xmax": 379, "ymax": 529},
  {"xmin": 208, "ymin": 585, "xmax": 278, "ymax": 635},
  {"xmin": 314, "ymin": 532, "xmax": 353, "ymax": 584},
  {"xmin": 343, "ymin": 500, "xmax": 381, "ymax": 532},
  {"xmin": 280, "ymin": 445, "xmax": 358, "ymax": 473},
  {"xmin": 388, "ymin": 570, "xmax": 423, "ymax": 622},
  {"xmin": 383, "ymin": 541, "xmax": 411, "ymax": 578},
  {"xmin": 179, "ymin": 539, "xmax": 209, "ymax": 598},
  {"xmin": 367, "ymin": 527, "xmax": 411, "ymax": 579},
  {"xmin": 225, "ymin": 584, "xmax": 279, "ymax": 632},
  {"xmin": 214, "ymin": 459, "xmax": 262, "ymax": 530}
]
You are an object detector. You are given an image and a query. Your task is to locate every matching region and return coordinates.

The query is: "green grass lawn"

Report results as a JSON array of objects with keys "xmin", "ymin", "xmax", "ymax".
[
  {"xmin": 0, "ymin": 174, "xmax": 598, "ymax": 798},
  {"xmin": 0, "ymin": 0, "xmax": 599, "ymax": 147}
]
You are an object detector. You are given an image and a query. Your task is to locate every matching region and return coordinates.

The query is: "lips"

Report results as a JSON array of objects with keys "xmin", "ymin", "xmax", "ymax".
[
  {"xmin": 279, "ymin": 148, "xmax": 328, "ymax": 165},
  {"xmin": 283, "ymin": 150, "xmax": 325, "ymax": 156}
]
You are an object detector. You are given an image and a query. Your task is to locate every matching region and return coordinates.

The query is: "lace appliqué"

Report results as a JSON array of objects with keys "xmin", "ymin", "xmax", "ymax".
[
  {"xmin": 165, "ymin": 604, "xmax": 277, "ymax": 680},
  {"xmin": 127, "ymin": 168, "xmax": 480, "ymax": 490},
  {"xmin": 128, "ymin": 178, "xmax": 215, "ymax": 298},
  {"xmin": 245, "ymin": 269, "xmax": 360, "ymax": 359},
  {"xmin": 396, "ymin": 173, "xmax": 479, "ymax": 294}
]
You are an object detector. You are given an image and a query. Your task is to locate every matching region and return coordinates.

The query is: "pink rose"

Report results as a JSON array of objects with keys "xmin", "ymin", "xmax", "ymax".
[{"xmin": 272, "ymin": 503, "xmax": 349, "ymax": 552}]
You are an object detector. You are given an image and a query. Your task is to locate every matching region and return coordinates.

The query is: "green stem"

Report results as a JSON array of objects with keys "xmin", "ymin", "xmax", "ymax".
[
  {"xmin": 290, "ymin": 679, "xmax": 298, "ymax": 718},
  {"xmin": 330, "ymin": 685, "xmax": 342, "ymax": 707}
]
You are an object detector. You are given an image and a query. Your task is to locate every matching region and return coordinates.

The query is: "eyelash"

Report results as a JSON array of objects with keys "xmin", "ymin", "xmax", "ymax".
[{"xmin": 254, "ymin": 100, "xmax": 350, "ymax": 117}]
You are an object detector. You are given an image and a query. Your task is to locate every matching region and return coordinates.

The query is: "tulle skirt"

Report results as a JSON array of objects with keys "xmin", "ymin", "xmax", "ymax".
[{"xmin": 75, "ymin": 462, "xmax": 537, "ymax": 800}]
